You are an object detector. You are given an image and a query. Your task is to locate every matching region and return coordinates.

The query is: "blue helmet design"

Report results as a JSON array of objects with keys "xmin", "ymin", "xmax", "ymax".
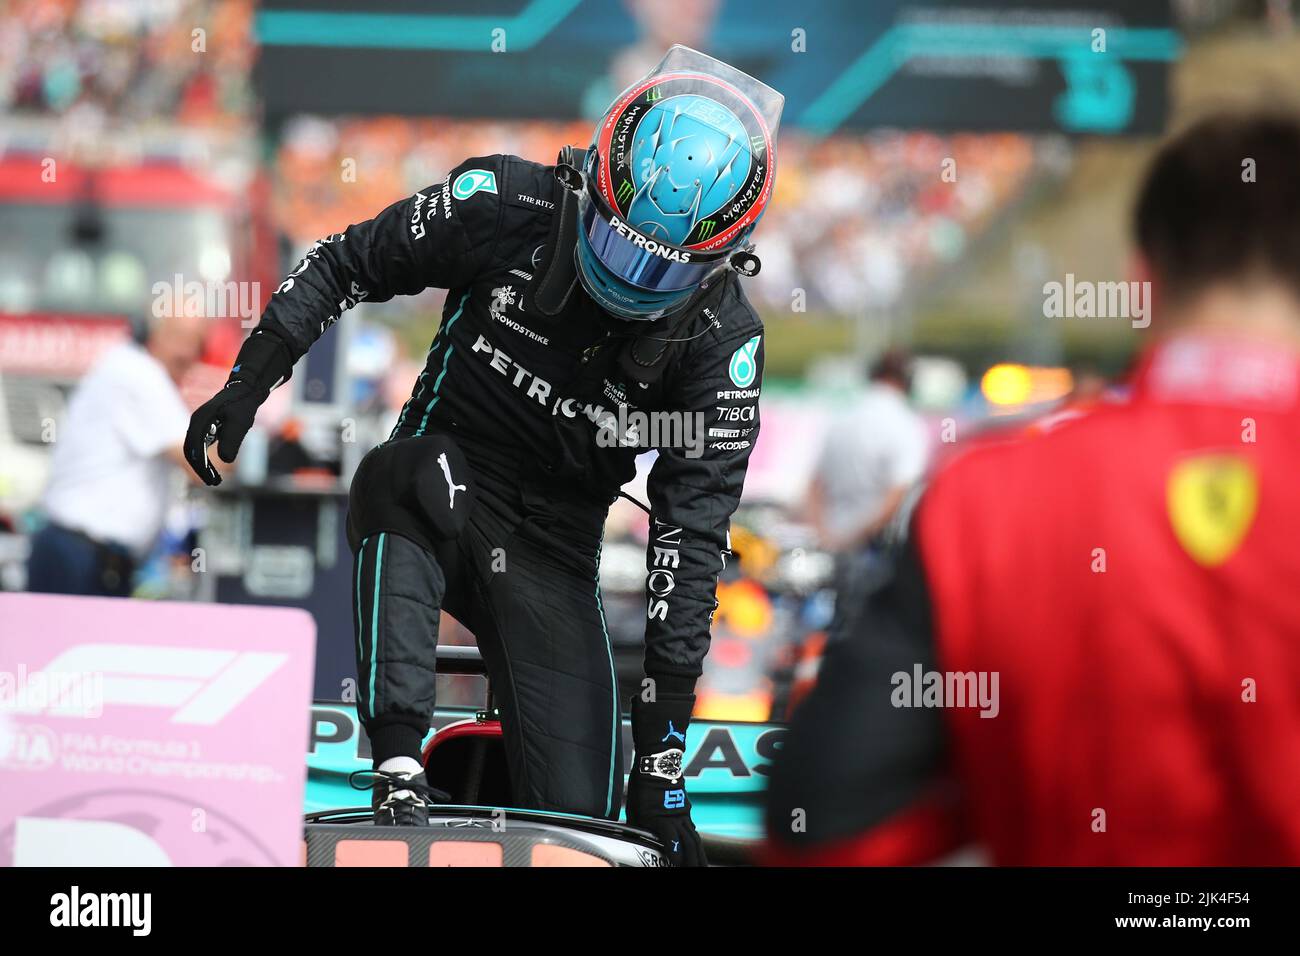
[
  {"xmin": 573, "ymin": 46, "xmax": 783, "ymax": 322},
  {"xmin": 625, "ymin": 94, "xmax": 753, "ymax": 247}
]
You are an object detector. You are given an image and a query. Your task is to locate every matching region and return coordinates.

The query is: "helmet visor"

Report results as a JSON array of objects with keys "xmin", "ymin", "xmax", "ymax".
[{"xmin": 577, "ymin": 178, "xmax": 729, "ymax": 295}]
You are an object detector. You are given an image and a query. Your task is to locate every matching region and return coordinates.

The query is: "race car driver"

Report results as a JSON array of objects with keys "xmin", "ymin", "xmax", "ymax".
[
  {"xmin": 765, "ymin": 113, "xmax": 1300, "ymax": 866},
  {"xmin": 184, "ymin": 46, "xmax": 782, "ymax": 866}
]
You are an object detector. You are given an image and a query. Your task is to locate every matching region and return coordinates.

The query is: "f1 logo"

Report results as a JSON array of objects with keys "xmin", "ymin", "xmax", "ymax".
[{"xmin": 10, "ymin": 645, "xmax": 287, "ymax": 725}]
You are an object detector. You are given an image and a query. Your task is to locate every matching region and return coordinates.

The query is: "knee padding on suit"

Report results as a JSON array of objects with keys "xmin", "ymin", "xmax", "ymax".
[{"xmin": 347, "ymin": 435, "xmax": 476, "ymax": 553}]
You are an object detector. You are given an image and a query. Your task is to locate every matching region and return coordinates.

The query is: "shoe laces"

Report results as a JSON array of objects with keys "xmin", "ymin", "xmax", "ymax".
[{"xmin": 348, "ymin": 769, "xmax": 451, "ymax": 806}]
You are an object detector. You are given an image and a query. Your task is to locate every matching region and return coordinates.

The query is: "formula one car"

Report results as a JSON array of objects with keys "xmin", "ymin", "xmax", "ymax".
[{"xmin": 304, "ymin": 646, "xmax": 780, "ymax": 867}]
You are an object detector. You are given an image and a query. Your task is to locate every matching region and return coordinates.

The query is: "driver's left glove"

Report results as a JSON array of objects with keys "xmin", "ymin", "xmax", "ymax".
[
  {"xmin": 626, "ymin": 692, "xmax": 707, "ymax": 867},
  {"xmin": 184, "ymin": 328, "xmax": 294, "ymax": 486}
]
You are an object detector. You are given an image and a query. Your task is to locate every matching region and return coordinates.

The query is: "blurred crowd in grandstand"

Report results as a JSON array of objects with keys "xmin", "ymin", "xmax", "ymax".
[
  {"xmin": 4, "ymin": 0, "xmax": 1295, "ymax": 332},
  {"xmin": 1, "ymin": 0, "xmax": 255, "ymax": 130},
  {"xmin": 2, "ymin": 0, "xmax": 1038, "ymax": 323},
  {"xmin": 274, "ymin": 116, "xmax": 1037, "ymax": 321}
]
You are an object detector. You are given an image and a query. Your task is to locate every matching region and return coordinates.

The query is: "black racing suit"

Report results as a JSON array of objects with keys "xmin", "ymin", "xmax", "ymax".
[{"xmin": 254, "ymin": 153, "xmax": 764, "ymax": 818}]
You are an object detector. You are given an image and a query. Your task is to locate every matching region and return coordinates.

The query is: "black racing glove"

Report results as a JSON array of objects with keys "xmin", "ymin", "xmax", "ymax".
[
  {"xmin": 184, "ymin": 328, "xmax": 295, "ymax": 486},
  {"xmin": 626, "ymin": 692, "xmax": 706, "ymax": 867}
]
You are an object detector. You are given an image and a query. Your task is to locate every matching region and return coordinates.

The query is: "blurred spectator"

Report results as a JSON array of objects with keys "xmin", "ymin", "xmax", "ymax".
[
  {"xmin": 27, "ymin": 310, "xmax": 205, "ymax": 596},
  {"xmin": 767, "ymin": 114, "xmax": 1300, "ymax": 865},
  {"xmin": 806, "ymin": 349, "xmax": 929, "ymax": 555}
]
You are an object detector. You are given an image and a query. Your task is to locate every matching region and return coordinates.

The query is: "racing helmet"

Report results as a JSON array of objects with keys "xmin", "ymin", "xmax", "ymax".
[{"xmin": 573, "ymin": 45, "xmax": 783, "ymax": 321}]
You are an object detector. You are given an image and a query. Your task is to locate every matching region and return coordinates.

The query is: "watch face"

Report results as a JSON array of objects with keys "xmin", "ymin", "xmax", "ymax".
[{"xmin": 649, "ymin": 748, "xmax": 684, "ymax": 779}]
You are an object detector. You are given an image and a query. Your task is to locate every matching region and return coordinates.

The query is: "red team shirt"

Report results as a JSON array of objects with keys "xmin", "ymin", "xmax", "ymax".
[
  {"xmin": 768, "ymin": 335, "xmax": 1300, "ymax": 865},
  {"xmin": 921, "ymin": 335, "xmax": 1300, "ymax": 864}
]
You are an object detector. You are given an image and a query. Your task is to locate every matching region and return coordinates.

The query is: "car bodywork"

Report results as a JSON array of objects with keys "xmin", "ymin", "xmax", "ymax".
[{"xmin": 306, "ymin": 700, "xmax": 783, "ymax": 848}]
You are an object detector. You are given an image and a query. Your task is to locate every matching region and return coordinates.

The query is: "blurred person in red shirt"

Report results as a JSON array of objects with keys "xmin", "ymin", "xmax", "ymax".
[{"xmin": 765, "ymin": 114, "xmax": 1300, "ymax": 865}]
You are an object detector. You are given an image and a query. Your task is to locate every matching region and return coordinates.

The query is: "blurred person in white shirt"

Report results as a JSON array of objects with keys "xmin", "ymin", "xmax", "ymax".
[
  {"xmin": 27, "ymin": 310, "xmax": 206, "ymax": 596},
  {"xmin": 806, "ymin": 350, "xmax": 930, "ymax": 611}
]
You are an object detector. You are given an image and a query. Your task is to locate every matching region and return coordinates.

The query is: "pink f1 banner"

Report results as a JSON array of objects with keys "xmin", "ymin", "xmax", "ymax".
[{"xmin": 0, "ymin": 594, "xmax": 315, "ymax": 866}]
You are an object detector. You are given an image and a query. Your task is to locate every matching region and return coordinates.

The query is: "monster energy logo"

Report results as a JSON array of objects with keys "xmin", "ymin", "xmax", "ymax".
[
  {"xmin": 646, "ymin": 87, "xmax": 664, "ymax": 102},
  {"xmin": 615, "ymin": 179, "xmax": 635, "ymax": 205},
  {"xmin": 696, "ymin": 219, "xmax": 717, "ymax": 240},
  {"xmin": 750, "ymin": 134, "xmax": 766, "ymax": 154}
]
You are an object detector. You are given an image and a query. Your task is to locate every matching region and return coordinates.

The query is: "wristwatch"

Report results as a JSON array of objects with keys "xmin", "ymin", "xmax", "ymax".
[{"xmin": 636, "ymin": 747, "xmax": 684, "ymax": 782}]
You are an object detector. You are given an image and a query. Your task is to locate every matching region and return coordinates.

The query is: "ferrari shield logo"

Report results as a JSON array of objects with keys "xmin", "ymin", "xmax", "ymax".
[{"xmin": 1166, "ymin": 455, "xmax": 1258, "ymax": 567}]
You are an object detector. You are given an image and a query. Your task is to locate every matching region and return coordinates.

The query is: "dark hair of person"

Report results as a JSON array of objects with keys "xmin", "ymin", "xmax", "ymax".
[
  {"xmin": 869, "ymin": 349, "xmax": 912, "ymax": 389},
  {"xmin": 1134, "ymin": 113, "xmax": 1300, "ymax": 305}
]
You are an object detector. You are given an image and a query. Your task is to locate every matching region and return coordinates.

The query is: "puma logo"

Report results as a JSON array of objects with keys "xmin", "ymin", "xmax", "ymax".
[{"xmin": 437, "ymin": 452, "xmax": 467, "ymax": 509}]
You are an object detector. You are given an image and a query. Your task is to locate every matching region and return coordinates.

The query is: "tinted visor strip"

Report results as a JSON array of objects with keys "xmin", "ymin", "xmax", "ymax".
[{"xmin": 580, "ymin": 199, "xmax": 725, "ymax": 293}]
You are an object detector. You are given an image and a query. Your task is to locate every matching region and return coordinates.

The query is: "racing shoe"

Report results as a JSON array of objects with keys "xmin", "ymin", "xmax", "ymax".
[{"xmin": 349, "ymin": 769, "xmax": 450, "ymax": 827}]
